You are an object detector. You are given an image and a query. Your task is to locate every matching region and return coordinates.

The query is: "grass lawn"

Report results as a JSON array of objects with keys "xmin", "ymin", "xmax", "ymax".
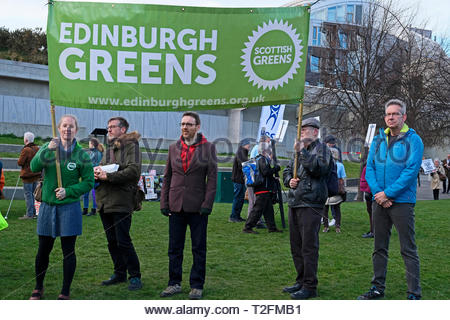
[
  {"xmin": 0, "ymin": 199, "xmax": 448, "ymax": 300},
  {"xmin": 2, "ymin": 171, "xmax": 23, "ymax": 187},
  {"xmin": 343, "ymin": 160, "xmax": 361, "ymax": 179}
]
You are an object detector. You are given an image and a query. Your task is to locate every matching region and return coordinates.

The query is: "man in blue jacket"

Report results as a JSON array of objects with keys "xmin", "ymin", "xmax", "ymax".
[{"xmin": 358, "ymin": 99, "xmax": 423, "ymax": 300}]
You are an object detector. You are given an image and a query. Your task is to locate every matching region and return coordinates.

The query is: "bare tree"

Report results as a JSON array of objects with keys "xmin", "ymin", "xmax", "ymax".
[
  {"xmin": 308, "ymin": 1, "xmax": 411, "ymax": 198},
  {"xmin": 390, "ymin": 27, "xmax": 450, "ymax": 146}
]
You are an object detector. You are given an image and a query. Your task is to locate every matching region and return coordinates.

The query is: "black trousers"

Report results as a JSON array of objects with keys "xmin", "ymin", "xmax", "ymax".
[
  {"xmin": 244, "ymin": 192, "xmax": 277, "ymax": 231},
  {"xmin": 168, "ymin": 212, "xmax": 208, "ymax": 289},
  {"xmin": 433, "ymin": 189, "xmax": 439, "ymax": 200},
  {"xmin": 100, "ymin": 211, "xmax": 141, "ymax": 279},
  {"xmin": 288, "ymin": 206, "xmax": 322, "ymax": 291},
  {"xmin": 35, "ymin": 235, "xmax": 77, "ymax": 296}
]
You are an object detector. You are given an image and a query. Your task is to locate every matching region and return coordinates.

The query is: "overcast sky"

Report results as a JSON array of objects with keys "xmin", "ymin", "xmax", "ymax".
[{"xmin": 1, "ymin": 0, "xmax": 449, "ymax": 38}]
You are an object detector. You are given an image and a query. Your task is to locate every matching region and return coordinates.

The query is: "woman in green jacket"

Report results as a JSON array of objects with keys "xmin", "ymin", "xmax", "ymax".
[{"xmin": 29, "ymin": 115, "xmax": 94, "ymax": 300}]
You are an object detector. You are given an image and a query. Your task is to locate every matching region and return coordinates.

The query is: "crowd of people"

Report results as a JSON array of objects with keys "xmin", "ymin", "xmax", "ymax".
[{"xmin": 1, "ymin": 98, "xmax": 447, "ymax": 300}]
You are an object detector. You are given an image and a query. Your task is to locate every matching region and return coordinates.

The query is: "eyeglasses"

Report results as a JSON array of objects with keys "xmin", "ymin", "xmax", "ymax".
[
  {"xmin": 384, "ymin": 112, "xmax": 402, "ymax": 117},
  {"xmin": 106, "ymin": 125, "xmax": 121, "ymax": 130},
  {"xmin": 180, "ymin": 122, "xmax": 196, "ymax": 128}
]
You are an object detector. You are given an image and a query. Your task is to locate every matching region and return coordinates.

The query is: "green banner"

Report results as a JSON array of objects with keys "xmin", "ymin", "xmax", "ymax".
[{"xmin": 47, "ymin": 1, "xmax": 310, "ymax": 111}]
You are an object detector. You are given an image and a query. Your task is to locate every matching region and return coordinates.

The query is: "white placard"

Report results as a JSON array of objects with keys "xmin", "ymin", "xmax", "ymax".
[
  {"xmin": 100, "ymin": 164, "xmax": 119, "ymax": 173},
  {"xmin": 365, "ymin": 124, "xmax": 376, "ymax": 146},
  {"xmin": 257, "ymin": 104, "xmax": 285, "ymax": 140},
  {"xmin": 315, "ymin": 116, "xmax": 321, "ymax": 139},
  {"xmin": 275, "ymin": 120, "xmax": 289, "ymax": 142},
  {"xmin": 421, "ymin": 159, "xmax": 435, "ymax": 175}
]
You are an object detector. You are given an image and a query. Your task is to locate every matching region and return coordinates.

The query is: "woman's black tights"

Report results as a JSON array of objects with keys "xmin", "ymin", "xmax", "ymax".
[{"xmin": 35, "ymin": 235, "xmax": 77, "ymax": 296}]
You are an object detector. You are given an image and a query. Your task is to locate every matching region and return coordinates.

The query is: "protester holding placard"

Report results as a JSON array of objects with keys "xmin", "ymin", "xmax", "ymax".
[
  {"xmin": 282, "ymin": 117, "xmax": 331, "ymax": 300},
  {"xmin": 28, "ymin": 115, "xmax": 94, "ymax": 300},
  {"xmin": 431, "ymin": 159, "xmax": 445, "ymax": 200},
  {"xmin": 95, "ymin": 117, "xmax": 143, "ymax": 292}
]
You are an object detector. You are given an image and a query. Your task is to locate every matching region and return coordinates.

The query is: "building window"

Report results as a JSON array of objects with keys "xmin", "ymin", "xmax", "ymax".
[
  {"xmin": 339, "ymin": 31, "xmax": 348, "ymax": 49},
  {"xmin": 346, "ymin": 5, "xmax": 354, "ymax": 23},
  {"xmin": 311, "ymin": 56, "xmax": 320, "ymax": 72},
  {"xmin": 327, "ymin": 6, "xmax": 336, "ymax": 22},
  {"xmin": 346, "ymin": 4, "xmax": 363, "ymax": 24},
  {"xmin": 311, "ymin": 9, "xmax": 326, "ymax": 21},
  {"xmin": 337, "ymin": 5, "xmax": 345, "ymax": 22},
  {"xmin": 312, "ymin": 26, "xmax": 322, "ymax": 46},
  {"xmin": 355, "ymin": 5, "xmax": 362, "ymax": 24}
]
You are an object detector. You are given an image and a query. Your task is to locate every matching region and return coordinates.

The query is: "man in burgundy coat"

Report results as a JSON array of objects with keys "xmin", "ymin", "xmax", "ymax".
[{"xmin": 160, "ymin": 111, "xmax": 217, "ymax": 300}]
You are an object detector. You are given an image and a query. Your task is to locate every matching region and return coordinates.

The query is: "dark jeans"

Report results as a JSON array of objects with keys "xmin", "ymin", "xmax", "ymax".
[
  {"xmin": 244, "ymin": 192, "xmax": 277, "ymax": 231},
  {"xmin": 323, "ymin": 204, "xmax": 341, "ymax": 228},
  {"xmin": 371, "ymin": 202, "xmax": 421, "ymax": 297},
  {"xmin": 35, "ymin": 235, "xmax": 77, "ymax": 296},
  {"xmin": 443, "ymin": 179, "xmax": 447, "ymax": 193},
  {"xmin": 100, "ymin": 211, "xmax": 141, "ymax": 279},
  {"xmin": 230, "ymin": 183, "xmax": 246, "ymax": 220},
  {"xmin": 433, "ymin": 189, "xmax": 439, "ymax": 200},
  {"xmin": 168, "ymin": 212, "xmax": 208, "ymax": 289},
  {"xmin": 288, "ymin": 206, "xmax": 322, "ymax": 291}
]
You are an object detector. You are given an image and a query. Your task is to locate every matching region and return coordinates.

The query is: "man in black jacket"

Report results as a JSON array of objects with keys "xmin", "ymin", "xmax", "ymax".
[
  {"xmin": 282, "ymin": 118, "xmax": 331, "ymax": 299},
  {"xmin": 242, "ymin": 141, "xmax": 282, "ymax": 234},
  {"xmin": 229, "ymin": 139, "xmax": 251, "ymax": 222}
]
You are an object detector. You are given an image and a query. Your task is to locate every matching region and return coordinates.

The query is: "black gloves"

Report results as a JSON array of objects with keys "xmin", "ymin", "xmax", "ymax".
[
  {"xmin": 200, "ymin": 208, "xmax": 212, "ymax": 216},
  {"xmin": 273, "ymin": 164, "xmax": 281, "ymax": 172},
  {"xmin": 161, "ymin": 208, "xmax": 170, "ymax": 216}
]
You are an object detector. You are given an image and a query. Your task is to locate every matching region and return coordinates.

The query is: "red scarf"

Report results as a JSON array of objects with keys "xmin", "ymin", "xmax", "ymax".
[{"xmin": 180, "ymin": 134, "xmax": 207, "ymax": 172}]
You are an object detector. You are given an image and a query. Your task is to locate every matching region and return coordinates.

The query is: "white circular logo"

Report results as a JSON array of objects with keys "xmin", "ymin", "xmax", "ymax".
[
  {"xmin": 67, "ymin": 162, "xmax": 77, "ymax": 171},
  {"xmin": 241, "ymin": 19, "xmax": 303, "ymax": 91}
]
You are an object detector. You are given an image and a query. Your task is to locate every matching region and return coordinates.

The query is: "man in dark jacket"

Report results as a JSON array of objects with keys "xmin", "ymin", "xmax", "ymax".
[
  {"xmin": 282, "ymin": 117, "xmax": 331, "ymax": 300},
  {"xmin": 94, "ymin": 116, "xmax": 143, "ymax": 291},
  {"xmin": 229, "ymin": 138, "xmax": 251, "ymax": 222},
  {"xmin": 160, "ymin": 112, "xmax": 217, "ymax": 300},
  {"xmin": 242, "ymin": 141, "xmax": 282, "ymax": 234},
  {"xmin": 18, "ymin": 132, "xmax": 41, "ymax": 219}
]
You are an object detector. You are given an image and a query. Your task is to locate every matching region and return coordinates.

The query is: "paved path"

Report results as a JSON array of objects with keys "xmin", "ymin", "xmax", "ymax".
[
  {"xmin": 345, "ymin": 174, "xmax": 450, "ymax": 202},
  {"xmin": 416, "ymin": 175, "xmax": 450, "ymax": 201}
]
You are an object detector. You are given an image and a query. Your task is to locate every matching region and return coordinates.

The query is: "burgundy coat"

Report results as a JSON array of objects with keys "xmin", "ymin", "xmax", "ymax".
[{"xmin": 160, "ymin": 135, "xmax": 218, "ymax": 213}]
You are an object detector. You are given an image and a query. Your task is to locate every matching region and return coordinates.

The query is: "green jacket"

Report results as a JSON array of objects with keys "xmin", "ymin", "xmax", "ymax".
[
  {"xmin": 31, "ymin": 140, "xmax": 94, "ymax": 205},
  {"xmin": 96, "ymin": 131, "xmax": 142, "ymax": 214}
]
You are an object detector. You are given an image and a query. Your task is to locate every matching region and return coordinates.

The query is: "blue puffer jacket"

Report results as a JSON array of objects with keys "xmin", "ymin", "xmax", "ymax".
[{"xmin": 366, "ymin": 124, "xmax": 423, "ymax": 203}]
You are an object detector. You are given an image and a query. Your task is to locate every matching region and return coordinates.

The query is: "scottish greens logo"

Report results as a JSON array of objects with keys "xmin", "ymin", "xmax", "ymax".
[{"xmin": 241, "ymin": 20, "xmax": 303, "ymax": 90}]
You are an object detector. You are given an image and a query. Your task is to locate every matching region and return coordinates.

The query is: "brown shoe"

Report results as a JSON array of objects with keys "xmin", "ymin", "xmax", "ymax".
[
  {"xmin": 323, "ymin": 227, "xmax": 329, "ymax": 233},
  {"xmin": 57, "ymin": 294, "xmax": 70, "ymax": 300},
  {"xmin": 242, "ymin": 229, "xmax": 258, "ymax": 234},
  {"xmin": 335, "ymin": 227, "xmax": 341, "ymax": 233},
  {"xmin": 19, "ymin": 215, "xmax": 33, "ymax": 220}
]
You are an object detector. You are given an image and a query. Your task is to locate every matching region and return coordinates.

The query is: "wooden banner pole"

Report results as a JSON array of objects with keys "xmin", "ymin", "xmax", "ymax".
[
  {"xmin": 293, "ymin": 102, "xmax": 304, "ymax": 179},
  {"xmin": 50, "ymin": 105, "xmax": 62, "ymax": 188}
]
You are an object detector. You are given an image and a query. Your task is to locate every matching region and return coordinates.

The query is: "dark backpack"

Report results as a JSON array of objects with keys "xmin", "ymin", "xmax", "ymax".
[{"xmin": 327, "ymin": 158, "xmax": 339, "ymax": 197}]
